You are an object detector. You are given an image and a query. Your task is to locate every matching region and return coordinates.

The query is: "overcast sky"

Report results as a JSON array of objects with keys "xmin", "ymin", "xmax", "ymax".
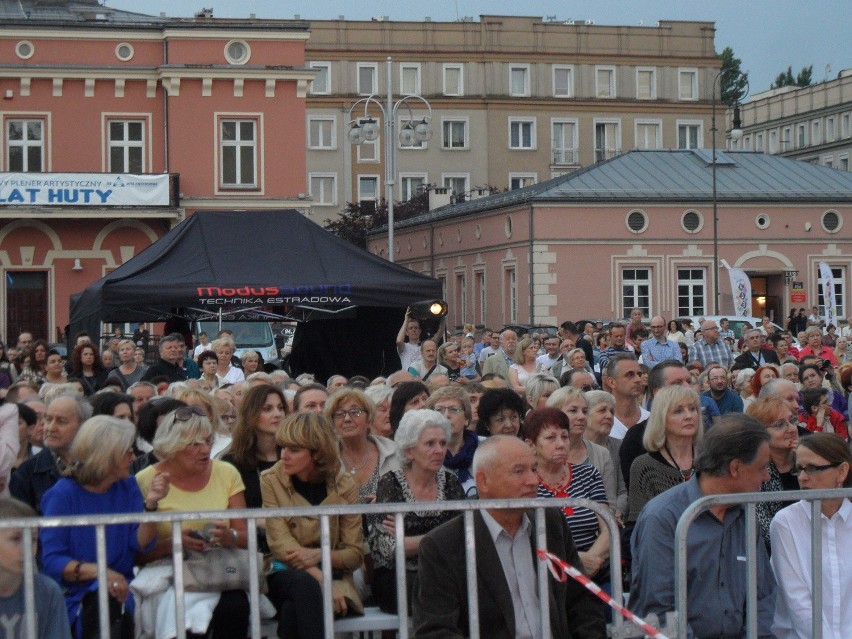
[{"xmin": 105, "ymin": 0, "xmax": 850, "ymax": 96}]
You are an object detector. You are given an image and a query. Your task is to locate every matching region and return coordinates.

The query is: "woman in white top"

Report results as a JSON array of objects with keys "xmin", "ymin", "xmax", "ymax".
[
  {"xmin": 770, "ymin": 433, "xmax": 852, "ymax": 639},
  {"xmin": 508, "ymin": 336, "xmax": 539, "ymax": 395},
  {"xmin": 212, "ymin": 336, "xmax": 245, "ymax": 385},
  {"xmin": 666, "ymin": 319, "xmax": 685, "ymax": 344}
]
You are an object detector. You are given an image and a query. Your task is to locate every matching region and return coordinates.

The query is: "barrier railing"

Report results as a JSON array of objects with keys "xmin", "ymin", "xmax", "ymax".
[
  {"xmin": 674, "ymin": 487, "xmax": 852, "ymax": 639},
  {"xmin": 1, "ymin": 497, "xmax": 628, "ymax": 639}
]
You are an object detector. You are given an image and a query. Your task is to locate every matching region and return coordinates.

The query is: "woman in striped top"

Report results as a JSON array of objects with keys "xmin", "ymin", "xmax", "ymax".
[{"xmin": 523, "ymin": 406, "xmax": 610, "ymax": 579}]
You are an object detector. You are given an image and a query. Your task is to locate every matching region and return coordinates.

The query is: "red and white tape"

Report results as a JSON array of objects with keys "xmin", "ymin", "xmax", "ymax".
[{"xmin": 536, "ymin": 549, "xmax": 670, "ymax": 639}]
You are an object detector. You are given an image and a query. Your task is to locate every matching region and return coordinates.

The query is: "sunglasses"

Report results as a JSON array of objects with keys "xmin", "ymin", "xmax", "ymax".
[
  {"xmin": 173, "ymin": 405, "xmax": 207, "ymax": 421},
  {"xmin": 791, "ymin": 462, "xmax": 841, "ymax": 476}
]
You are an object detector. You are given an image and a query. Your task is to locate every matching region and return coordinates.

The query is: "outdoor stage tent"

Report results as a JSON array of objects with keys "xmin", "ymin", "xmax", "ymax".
[{"xmin": 69, "ymin": 210, "xmax": 442, "ymax": 379}]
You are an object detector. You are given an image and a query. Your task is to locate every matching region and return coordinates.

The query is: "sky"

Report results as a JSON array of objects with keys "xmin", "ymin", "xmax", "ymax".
[{"xmin": 104, "ymin": 0, "xmax": 851, "ymax": 97}]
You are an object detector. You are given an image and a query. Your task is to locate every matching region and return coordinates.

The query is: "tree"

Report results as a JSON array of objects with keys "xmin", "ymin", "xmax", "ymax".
[
  {"xmin": 717, "ymin": 47, "xmax": 748, "ymax": 106},
  {"xmin": 771, "ymin": 65, "xmax": 813, "ymax": 89},
  {"xmin": 323, "ymin": 190, "xmax": 430, "ymax": 248}
]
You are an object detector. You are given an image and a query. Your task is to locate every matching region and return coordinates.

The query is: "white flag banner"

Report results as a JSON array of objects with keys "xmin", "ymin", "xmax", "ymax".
[
  {"xmin": 727, "ymin": 267, "xmax": 752, "ymax": 317},
  {"xmin": 818, "ymin": 261, "xmax": 836, "ymax": 328}
]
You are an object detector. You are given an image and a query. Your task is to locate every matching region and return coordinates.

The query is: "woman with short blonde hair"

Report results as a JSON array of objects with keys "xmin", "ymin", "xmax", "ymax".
[{"xmin": 212, "ymin": 337, "xmax": 244, "ymax": 386}]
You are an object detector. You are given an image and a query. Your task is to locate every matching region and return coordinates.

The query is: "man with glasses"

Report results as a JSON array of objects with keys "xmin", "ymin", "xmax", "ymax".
[
  {"xmin": 704, "ymin": 365, "xmax": 744, "ymax": 415},
  {"xmin": 734, "ymin": 329, "xmax": 780, "ymax": 370},
  {"xmin": 562, "ymin": 368, "xmax": 598, "ymax": 392},
  {"xmin": 687, "ymin": 320, "xmax": 734, "ymax": 369},
  {"xmin": 641, "ymin": 316, "xmax": 682, "ymax": 369},
  {"xmin": 477, "ymin": 331, "xmax": 502, "ymax": 364}
]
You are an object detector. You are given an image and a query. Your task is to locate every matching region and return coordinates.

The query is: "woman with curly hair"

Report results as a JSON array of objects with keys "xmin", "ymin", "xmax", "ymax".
[{"xmin": 68, "ymin": 343, "xmax": 108, "ymax": 396}]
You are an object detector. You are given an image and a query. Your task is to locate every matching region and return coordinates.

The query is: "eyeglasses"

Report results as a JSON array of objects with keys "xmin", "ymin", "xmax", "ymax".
[
  {"xmin": 491, "ymin": 411, "xmax": 521, "ymax": 425},
  {"xmin": 791, "ymin": 462, "xmax": 841, "ymax": 476},
  {"xmin": 174, "ymin": 405, "xmax": 206, "ymax": 421},
  {"xmin": 434, "ymin": 405, "xmax": 465, "ymax": 415},
  {"xmin": 332, "ymin": 408, "xmax": 364, "ymax": 421},
  {"xmin": 580, "ymin": 384, "xmax": 599, "ymax": 392},
  {"xmin": 768, "ymin": 416, "xmax": 799, "ymax": 430}
]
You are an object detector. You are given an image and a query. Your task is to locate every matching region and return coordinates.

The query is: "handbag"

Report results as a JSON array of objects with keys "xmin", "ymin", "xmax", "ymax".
[{"xmin": 182, "ymin": 547, "xmax": 267, "ymax": 593}]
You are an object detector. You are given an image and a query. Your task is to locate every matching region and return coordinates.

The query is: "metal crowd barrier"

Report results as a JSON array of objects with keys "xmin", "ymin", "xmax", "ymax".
[
  {"xmin": 1, "ymin": 497, "xmax": 627, "ymax": 639},
  {"xmin": 674, "ymin": 487, "xmax": 852, "ymax": 639}
]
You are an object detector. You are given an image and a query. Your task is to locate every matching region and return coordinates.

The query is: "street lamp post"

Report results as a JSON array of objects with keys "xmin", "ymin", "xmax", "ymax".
[
  {"xmin": 347, "ymin": 57, "xmax": 432, "ymax": 262},
  {"xmin": 711, "ymin": 70, "xmax": 747, "ymax": 314}
]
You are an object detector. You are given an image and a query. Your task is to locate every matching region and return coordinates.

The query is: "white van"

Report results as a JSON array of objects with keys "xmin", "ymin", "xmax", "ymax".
[
  {"xmin": 194, "ymin": 321, "xmax": 279, "ymax": 367},
  {"xmin": 679, "ymin": 315, "xmax": 786, "ymax": 340}
]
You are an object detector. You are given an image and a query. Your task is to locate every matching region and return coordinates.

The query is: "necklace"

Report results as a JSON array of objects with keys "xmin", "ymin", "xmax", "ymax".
[
  {"xmin": 663, "ymin": 443, "xmax": 694, "ymax": 482},
  {"xmin": 343, "ymin": 447, "xmax": 371, "ymax": 475}
]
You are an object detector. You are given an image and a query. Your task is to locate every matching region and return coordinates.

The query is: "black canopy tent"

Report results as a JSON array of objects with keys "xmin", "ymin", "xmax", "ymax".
[{"xmin": 69, "ymin": 210, "xmax": 442, "ymax": 379}]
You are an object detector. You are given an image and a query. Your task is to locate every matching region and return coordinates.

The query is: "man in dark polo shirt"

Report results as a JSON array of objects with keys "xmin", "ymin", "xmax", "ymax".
[{"xmin": 141, "ymin": 333, "xmax": 188, "ymax": 383}]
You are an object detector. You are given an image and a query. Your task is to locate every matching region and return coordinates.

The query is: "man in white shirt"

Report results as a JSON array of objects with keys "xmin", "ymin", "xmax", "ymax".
[
  {"xmin": 535, "ymin": 336, "xmax": 560, "ymax": 372},
  {"xmin": 602, "ymin": 353, "xmax": 648, "ymax": 439},
  {"xmin": 396, "ymin": 311, "xmax": 423, "ymax": 371}
]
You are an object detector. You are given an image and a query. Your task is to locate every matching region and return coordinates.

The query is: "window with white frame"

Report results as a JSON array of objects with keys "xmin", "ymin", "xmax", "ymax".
[
  {"xmin": 817, "ymin": 266, "xmax": 846, "ymax": 319},
  {"xmin": 677, "ymin": 268, "xmax": 706, "ymax": 316},
  {"xmin": 308, "ymin": 173, "xmax": 336, "ymax": 206},
  {"xmin": 455, "ymin": 272, "xmax": 467, "ymax": 325},
  {"xmin": 811, "ymin": 120, "xmax": 821, "ymax": 146},
  {"xmin": 621, "ymin": 268, "xmax": 651, "ymax": 318},
  {"xmin": 677, "ymin": 122, "xmax": 701, "ymax": 149},
  {"xmin": 220, "ymin": 119, "xmax": 257, "ymax": 187},
  {"xmin": 755, "ymin": 132, "xmax": 764, "ymax": 152},
  {"xmin": 504, "ymin": 266, "xmax": 517, "ymax": 324},
  {"xmin": 769, "ymin": 130, "xmax": 778, "ymax": 153},
  {"xmin": 108, "ymin": 120, "xmax": 144, "ymax": 173},
  {"xmin": 399, "ymin": 173, "xmax": 427, "ymax": 201},
  {"xmin": 442, "ymin": 118, "xmax": 467, "ymax": 149},
  {"xmin": 307, "ymin": 117, "xmax": 335, "ymax": 150},
  {"xmin": 782, "ymin": 126, "xmax": 792, "ymax": 151},
  {"xmin": 594, "ymin": 120, "xmax": 620, "ymax": 162},
  {"xmin": 823, "ymin": 156, "xmax": 833, "ymax": 168},
  {"xmin": 443, "ymin": 64, "xmax": 464, "ymax": 96},
  {"xmin": 6, "ymin": 119, "xmax": 44, "ymax": 172},
  {"xmin": 356, "ymin": 117, "xmax": 379, "ymax": 162},
  {"xmin": 358, "ymin": 175, "xmax": 379, "ymax": 211},
  {"xmin": 678, "ymin": 68, "xmax": 698, "ymax": 101},
  {"xmin": 509, "ymin": 64, "xmax": 530, "ymax": 97},
  {"xmin": 551, "ymin": 119, "xmax": 578, "ymax": 164},
  {"xmin": 797, "ymin": 123, "xmax": 807, "ymax": 148},
  {"xmin": 636, "ymin": 67, "xmax": 656, "ymax": 100},
  {"xmin": 357, "ymin": 62, "xmax": 378, "ymax": 95},
  {"xmin": 635, "ymin": 121, "xmax": 661, "ymax": 150},
  {"xmin": 553, "ymin": 65, "xmax": 574, "ymax": 98},
  {"xmin": 596, "ymin": 66, "xmax": 616, "ymax": 98},
  {"xmin": 509, "ymin": 118, "xmax": 536, "ymax": 150},
  {"xmin": 840, "ymin": 155, "xmax": 849, "ymax": 171},
  {"xmin": 475, "ymin": 270, "xmax": 486, "ymax": 325},
  {"xmin": 443, "ymin": 174, "xmax": 469, "ymax": 198},
  {"xmin": 842, "ymin": 113, "xmax": 851, "ymax": 138},
  {"xmin": 400, "ymin": 63, "xmax": 421, "ymax": 95},
  {"xmin": 826, "ymin": 117, "xmax": 835, "ymax": 142},
  {"xmin": 509, "ymin": 173, "xmax": 536, "ymax": 190},
  {"xmin": 309, "ymin": 62, "xmax": 330, "ymax": 94}
]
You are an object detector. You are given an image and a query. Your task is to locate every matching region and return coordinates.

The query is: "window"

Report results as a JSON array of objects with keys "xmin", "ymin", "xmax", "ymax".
[
  {"xmin": 400, "ymin": 63, "xmax": 421, "ymax": 95},
  {"xmin": 108, "ymin": 120, "xmax": 144, "ymax": 172},
  {"xmin": 817, "ymin": 266, "xmax": 846, "ymax": 320},
  {"xmin": 224, "ymin": 40, "xmax": 250, "ymax": 65},
  {"xmin": 622, "ymin": 268, "xmax": 651, "ymax": 318},
  {"xmin": 6, "ymin": 119, "xmax": 43, "ymax": 172},
  {"xmin": 509, "ymin": 64, "xmax": 530, "ymax": 97},
  {"xmin": 755, "ymin": 132, "xmax": 764, "ymax": 152},
  {"xmin": 308, "ymin": 173, "xmax": 336, "ymax": 206},
  {"xmin": 504, "ymin": 266, "xmax": 517, "ymax": 323},
  {"xmin": 811, "ymin": 120, "xmax": 821, "ymax": 146},
  {"xmin": 442, "ymin": 118, "xmax": 467, "ymax": 149},
  {"xmin": 594, "ymin": 120, "xmax": 620, "ymax": 162},
  {"xmin": 309, "ymin": 62, "xmax": 330, "ymax": 94},
  {"xmin": 636, "ymin": 67, "xmax": 656, "ymax": 100},
  {"xmin": 399, "ymin": 173, "xmax": 427, "ymax": 200},
  {"xmin": 509, "ymin": 118, "xmax": 536, "ymax": 150},
  {"xmin": 220, "ymin": 119, "xmax": 257, "ymax": 187},
  {"xmin": 443, "ymin": 64, "xmax": 464, "ymax": 96},
  {"xmin": 357, "ymin": 63, "xmax": 377, "ymax": 96},
  {"xmin": 553, "ymin": 65, "xmax": 574, "ymax": 98},
  {"xmin": 307, "ymin": 117, "xmax": 335, "ymax": 150},
  {"xmin": 358, "ymin": 175, "xmax": 379, "ymax": 211},
  {"xmin": 475, "ymin": 270, "xmax": 486, "ymax": 325},
  {"xmin": 635, "ymin": 121, "xmax": 661, "ymax": 149},
  {"xmin": 826, "ymin": 117, "xmax": 835, "ymax": 142},
  {"xmin": 840, "ymin": 155, "xmax": 849, "ymax": 171},
  {"xmin": 678, "ymin": 69, "xmax": 698, "ymax": 100},
  {"xmin": 551, "ymin": 119, "xmax": 578, "ymax": 165},
  {"xmin": 677, "ymin": 268, "xmax": 706, "ymax": 316},
  {"xmin": 797, "ymin": 124, "xmax": 807, "ymax": 148},
  {"xmin": 677, "ymin": 122, "xmax": 702, "ymax": 149},
  {"xmin": 355, "ymin": 117, "xmax": 379, "ymax": 162},
  {"xmin": 455, "ymin": 272, "xmax": 467, "ymax": 325},
  {"xmin": 442, "ymin": 174, "xmax": 469, "ymax": 199},
  {"xmin": 769, "ymin": 130, "xmax": 778, "ymax": 153},
  {"xmin": 509, "ymin": 173, "xmax": 536, "ymax": 190},
  {"xmin": 596, "ymin": 66, "xmax": 616, "ymax": 98},
  {"xmin": 842, "ymin": 113, "xmax": 851, "ymax": 139}
]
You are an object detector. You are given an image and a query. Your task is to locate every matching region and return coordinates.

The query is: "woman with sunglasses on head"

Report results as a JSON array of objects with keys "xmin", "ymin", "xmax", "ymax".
[
  {"xmin": 770, "ymin": 432, "xmax": 852, "ymax": 638},
  {"xmin": 325, "ymin": 388, "xmax": 399, "ymax": 504},
  {"xmin": 746, "ymin": 397, "xmax": 800, "ymax": 550},
  {"xmin": 135, "ymin": 405, "xmax": 250, "ymax": 639}
]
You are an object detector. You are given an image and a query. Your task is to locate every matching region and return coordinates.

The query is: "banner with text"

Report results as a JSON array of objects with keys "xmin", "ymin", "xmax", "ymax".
[
  {"xmin": 727, "ymin": 266, "xmax": 752, "ymax": 317},
  {"xmin": 0, "ymin": 173, "xmax": 170, "ymax": 207},
  {"xmin": 818, "ymin": 261, "xmax": 836, "ymax": 328}
]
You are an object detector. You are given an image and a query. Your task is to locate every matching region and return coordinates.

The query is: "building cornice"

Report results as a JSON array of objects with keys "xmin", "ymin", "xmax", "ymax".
[{"xmin": 0, "ymin": 25, "xmax": 309, "ymax": 41}]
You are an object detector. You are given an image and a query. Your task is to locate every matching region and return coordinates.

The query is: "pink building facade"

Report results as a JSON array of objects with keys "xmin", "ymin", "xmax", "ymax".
[
  {"xmin": 368, "ymin": 150, "xmax": 852, "ymax": 329},
  {"xmin": 0, "ymin": 7, "xmax": 313, "ymax": 342}
]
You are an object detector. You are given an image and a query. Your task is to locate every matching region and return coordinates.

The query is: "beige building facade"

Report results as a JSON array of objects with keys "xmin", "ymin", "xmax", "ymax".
[{"xmin": 303, "ymin": 16, "xmax": 722, "ymax": 220}]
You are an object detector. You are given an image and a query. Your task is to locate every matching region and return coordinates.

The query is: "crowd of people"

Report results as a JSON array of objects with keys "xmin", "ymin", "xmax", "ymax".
[{"xmin": 0, "ymin": 308, "xmax": 849, "ymax": 638}]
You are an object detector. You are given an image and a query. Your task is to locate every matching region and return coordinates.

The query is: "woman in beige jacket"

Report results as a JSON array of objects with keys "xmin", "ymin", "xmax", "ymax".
[{"xmin": 261, "ymin": 412, "xmax": 364, "ymax": 639}]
